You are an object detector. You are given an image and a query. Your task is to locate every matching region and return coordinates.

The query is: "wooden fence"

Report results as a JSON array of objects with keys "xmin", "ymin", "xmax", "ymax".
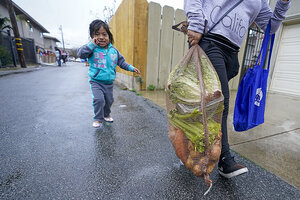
[
  {"xmin": 109, "ymin": 0, "xmax": 188, "ymax": 90},
  {"xmin": 146, "ymin": 2, "xmax": 188, "ymax": 89},
  {"xmin": 109, "ymin": 0, "xmax": 148, "ymax": 89}
]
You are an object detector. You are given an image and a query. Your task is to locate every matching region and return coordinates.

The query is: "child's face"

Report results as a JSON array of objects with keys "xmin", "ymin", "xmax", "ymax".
[{"xmin": 93, "ymin": 26, "xmax": 110, "ymax": 48}]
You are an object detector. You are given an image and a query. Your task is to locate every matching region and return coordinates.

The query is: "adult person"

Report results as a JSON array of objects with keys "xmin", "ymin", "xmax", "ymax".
[
  {"xmin": 55, "ymin": 47, "xmax": 62, "ymax": 67},
  {"xmin": 184, "ymin": 0, "xmax": 291, "ymax": 178}
]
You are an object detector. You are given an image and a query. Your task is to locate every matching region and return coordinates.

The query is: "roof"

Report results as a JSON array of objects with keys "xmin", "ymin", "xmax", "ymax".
[
  {"xmin": 43, "ymin": 35, "xmax": 60, "ymax": 43},
  {"xmin": 1, "ymin": 0, "xmax": 50, "ymax": 33}
]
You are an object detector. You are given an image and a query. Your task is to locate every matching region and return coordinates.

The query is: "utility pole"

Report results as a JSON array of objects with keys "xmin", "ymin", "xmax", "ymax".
[
  {"xmin": 6, "ymin": 0, "xmax": 26, "ymax": 68},
  {"xmin": 59, "ymin": 25, "xmax": 65, "ymax": 51}
]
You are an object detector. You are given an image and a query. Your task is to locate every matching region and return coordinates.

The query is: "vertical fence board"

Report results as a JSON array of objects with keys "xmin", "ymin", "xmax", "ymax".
[
  {"xmin": 158, "ymin": 6, "xmax": 174, "ymax": 89},
  {"xmin": 171, "ymin": 9, "xmax": 186, "ymax": 72},
  {"xmin": 184, "ymin": 34, "xmax": 189, "ymax": 54},
  {"xmin": 134, "ymin": 0, "xmax": 148, "ymax": 89},
  {"xmin": 110, "ymin": 0, "xmax": 134, "ymax": 76},
  {"xmin": 145, "ymin": 2, "xmax": 161, "ymax": 88}
]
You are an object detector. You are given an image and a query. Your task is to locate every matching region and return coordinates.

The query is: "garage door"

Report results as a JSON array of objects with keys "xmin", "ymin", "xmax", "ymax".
[{"xmin": 270, "ymin": 23, "xmax": 300, "ymax": 96}]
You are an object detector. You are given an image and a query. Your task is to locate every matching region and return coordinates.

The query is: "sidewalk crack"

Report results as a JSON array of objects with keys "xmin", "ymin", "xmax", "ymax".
[{"xmin": 231, "ymin": 128, "xmax": 300, "ymax": 146}]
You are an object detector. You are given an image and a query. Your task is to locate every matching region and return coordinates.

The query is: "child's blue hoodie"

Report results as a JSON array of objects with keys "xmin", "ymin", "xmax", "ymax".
[{"xmin": 78, "ymin": 42, "xmax": 135, "ymax": 84}]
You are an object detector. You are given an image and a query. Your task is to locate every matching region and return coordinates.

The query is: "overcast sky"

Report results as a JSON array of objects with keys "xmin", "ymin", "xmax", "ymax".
[{"xmin": 13, "ymin": 0, "xmax": 184, "ymax": 49}]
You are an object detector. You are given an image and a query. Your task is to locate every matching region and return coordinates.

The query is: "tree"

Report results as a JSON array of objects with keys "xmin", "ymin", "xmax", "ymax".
[
  {"xmin": 103, "ymin": 0, "xmax": 117, "ymax": 23},
  {"xmin": 69, "ymin": 48, "xmax": 78, "ymax": 60},
  {"xmin": 89, "ymin": 0, "xmax": 117, "ymax": 23},
  {"xmin": 0, "ymin": 15, "xmax": 12, "ymax": 67},
  {"xmin": 6, "ymin": 0, "xmax": 26, "ymax": 68},
  {"xmin": 0, "ymin": 15, "xmax": 12, "ymax": 31}
]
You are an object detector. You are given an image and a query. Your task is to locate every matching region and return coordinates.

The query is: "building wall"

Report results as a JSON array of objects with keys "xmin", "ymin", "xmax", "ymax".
[
  {"xmin": 44, "ymin": 38, "xmax": 56, "ymax": 52},
  {"xmin": 16, "ymin": 16, "xmax": 44, "ymax": 48},
  {"xmin": 0, "ymin": 4, "xmax": 9, "ymax": 19},
  {"xmin": 1, "ymin": 4, "xmax": 44, "ymax": 48}
]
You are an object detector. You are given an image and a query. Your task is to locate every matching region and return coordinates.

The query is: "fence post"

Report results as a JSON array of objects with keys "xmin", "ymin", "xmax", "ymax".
[
  {"xmin": 7, "ymin": 30, "xmax": 17, "ymax": 67},
  {"xmin": 171, "ymin": 9, "xmax": 186, "ymax": 72}
]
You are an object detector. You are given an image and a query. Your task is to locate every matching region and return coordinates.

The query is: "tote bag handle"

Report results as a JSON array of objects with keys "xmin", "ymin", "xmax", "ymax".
[{"xmin": 254, "ymin": 22, "xmax": 275, "ymax": 70}]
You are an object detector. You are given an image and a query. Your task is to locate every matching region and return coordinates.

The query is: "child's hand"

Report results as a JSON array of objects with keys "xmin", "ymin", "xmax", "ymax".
[
  {"xmin": 133, "ymin": 68, "xmax": 140, "ymax": 74},
  {"xmin": 93, "ymin": 38, "xmax": 101, "ymax": 46}
]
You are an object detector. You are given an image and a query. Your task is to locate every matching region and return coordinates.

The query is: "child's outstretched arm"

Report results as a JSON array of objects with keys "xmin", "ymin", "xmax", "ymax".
[
  {"xmin": 116, "ymin": 50, "xmax": 140, "ymax": 74},
  {"xmin": 77, "ymin": 42, "xmax": 97, "ymax": 59}
]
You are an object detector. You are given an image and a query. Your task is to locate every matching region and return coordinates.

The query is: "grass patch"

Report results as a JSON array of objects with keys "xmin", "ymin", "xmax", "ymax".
[{"xmin": 147, "ymin": 84, "xmax": 156, "ymax": 91}]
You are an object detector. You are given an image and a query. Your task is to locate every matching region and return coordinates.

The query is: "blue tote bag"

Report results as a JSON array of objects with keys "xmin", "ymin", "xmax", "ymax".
[{"xmin": 233, "ymin": 22, "xmax": 275, "ymax": 132}]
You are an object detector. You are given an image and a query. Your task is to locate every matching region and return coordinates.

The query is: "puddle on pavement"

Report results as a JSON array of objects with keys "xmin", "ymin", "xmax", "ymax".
[{"xmin": 139, "ymin": 90, "xmax": 166, "ymax": 110}]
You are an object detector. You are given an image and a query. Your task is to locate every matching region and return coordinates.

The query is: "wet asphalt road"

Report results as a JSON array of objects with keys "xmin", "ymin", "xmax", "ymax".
[{"xmin": 0, "ymin": 63, "xmax": 299, "ymax": 200}]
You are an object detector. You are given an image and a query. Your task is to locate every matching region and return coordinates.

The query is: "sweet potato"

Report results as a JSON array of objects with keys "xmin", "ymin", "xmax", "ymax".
[
  {"xmin": 185, "ymin": 156, "xmax": 194, "ymax": 170},
  {"xmin": 168, "ymin": 125, "xmax": 176, "ymax": 143},
  {"xmin": 173, "ymin": 128, "xmax": 188, "ymax": 163},
  {"xmin": 189, "ymin": 149, "xmax": 201, "ymax": 160},
  {"xmin": 209, "ymin": 142, "xmax": 221, "ymax": 162},
  {"xmin": 187, "ymin": 140, "xmax": 194, "ymax": 152},
  {"xmin": 192, "ymin": 164, "xmax": 202, "ymax": 177},
  {"xmin": 206, "ymin": 162, "xmax": 216, "ymax": 174}
]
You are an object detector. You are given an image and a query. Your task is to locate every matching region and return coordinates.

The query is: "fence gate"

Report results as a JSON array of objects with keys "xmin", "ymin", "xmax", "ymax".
[
  {"xmin": 0, "ymin": 30, "xmax": 37, "ymax": 67},
  {"xmin": 21, "ymin": 37, "xmax": 37, "ymax": 64},
  {"xmin": 240, "ymin": 24, "xmax": 265, "ymax": 82}
]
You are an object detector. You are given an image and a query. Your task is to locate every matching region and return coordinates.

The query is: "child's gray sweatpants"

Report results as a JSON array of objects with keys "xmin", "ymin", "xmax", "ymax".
[{"xmin": 89, "ymin": 80, "xmax": 114, "ymax": 122}]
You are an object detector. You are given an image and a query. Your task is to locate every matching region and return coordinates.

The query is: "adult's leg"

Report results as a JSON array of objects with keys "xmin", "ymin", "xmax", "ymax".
[
  {"xmin": 199, "ymin": 41, "xmax": 231, "ymax": 159},
  {"xmin": 200, "ymin": 41, "xmax": 248, "ymax": 178}
]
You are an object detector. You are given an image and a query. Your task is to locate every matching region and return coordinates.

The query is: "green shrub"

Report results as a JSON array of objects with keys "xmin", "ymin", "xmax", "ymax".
[
  {"xmin": 131, "ymin": 89, "xmax": 136, "ymax": 92},
  {"xmin": 0, "ymin": 45, "xmax": 12, "ymax": 66},
  {"xmin": 147, "ymin": 84, "xmax": 156, "ymax": 91},
  {"xmin": 136, "ymin": 92, "xmax": 142, "ymax": 96}
]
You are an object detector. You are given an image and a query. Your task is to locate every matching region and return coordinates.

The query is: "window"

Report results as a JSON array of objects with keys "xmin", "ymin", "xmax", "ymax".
[
  {"xmin": 40, "ymin": 32, "xmax": 43, "ymax": 38},
  {"xmin": 29, "ymin": 23, "xmax": 33, "ymax": 32}
]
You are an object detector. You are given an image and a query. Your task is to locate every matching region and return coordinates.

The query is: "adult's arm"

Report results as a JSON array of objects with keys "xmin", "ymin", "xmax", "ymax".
[
  {"xmin": 255, "ymin": 0, "xmax": 291, "ymax": 33},
  {"xmin": 184, "ymin": 0, "xmax": 204, "ymax": 45}
]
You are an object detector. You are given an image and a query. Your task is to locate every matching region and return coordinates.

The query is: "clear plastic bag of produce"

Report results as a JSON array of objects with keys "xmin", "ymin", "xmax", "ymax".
[{"xmin": 166, "ymin": 44, "xmax": 224, "ymax": 186}]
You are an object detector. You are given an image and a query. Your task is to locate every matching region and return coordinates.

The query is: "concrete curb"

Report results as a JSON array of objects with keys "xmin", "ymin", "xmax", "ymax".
[
  {"xmin": 0, "ymin": 63, "xmax": 59, "ymax": 77},
  {"xmin": 0, "ymin": 67, "xmax": 40, "ymax": 77}
]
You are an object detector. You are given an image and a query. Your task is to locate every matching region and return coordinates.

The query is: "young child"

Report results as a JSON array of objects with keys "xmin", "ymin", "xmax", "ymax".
[{"xmin": 78, "ymin": 20, "xmax": 140, "ymax": 128}]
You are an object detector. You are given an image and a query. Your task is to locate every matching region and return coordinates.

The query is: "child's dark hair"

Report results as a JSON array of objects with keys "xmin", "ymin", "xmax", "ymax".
[{"xmin": 89, "ymin": 20, "xmax": 114, "ymax": 44}]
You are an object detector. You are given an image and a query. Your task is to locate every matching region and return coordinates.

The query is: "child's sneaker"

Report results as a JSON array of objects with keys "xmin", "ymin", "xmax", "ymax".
[
  {"xmin": 218, "ymin": 156, "xmax": 248, "ymax": 178},
  {"xmin": 92, "ymin": 121, "xmax": 102, "ymax": 128},
  {"xmin": 104, "ymin": 116, "xmax": 114, "ymax": 123}
]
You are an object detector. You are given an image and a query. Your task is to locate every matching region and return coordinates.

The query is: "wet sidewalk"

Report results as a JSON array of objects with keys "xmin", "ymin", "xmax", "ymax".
[{"xmin": 140, "ymin": 90, "xmax": 300, "ymax": 189}]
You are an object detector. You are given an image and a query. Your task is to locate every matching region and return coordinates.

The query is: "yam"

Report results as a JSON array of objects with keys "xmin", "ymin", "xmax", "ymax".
[
  {"xmin": 168, "ymin": 125, "xmax": 176, "ymax": 143},
  {"xmin": 192, "ymin": 164, "xmax": 202, "ymax": 177},
  {"xmin": 187, "ymin": 140, "xmax": 194, "ymax": 152},
  {"xmin": 173, "ymin": 128, "xmax": 188, "ymax": 163},
  {"xmin": 209, "ymin": 143, "xmax": 221, "ymax": 162},
  {"xmin": 185, "ymin": 156, "xmax": 194, "ymax": 170},
  {"xmin": 206, "ymin": 162, "xmax": 216, "ymax": 174},
  {"xmin": 189, "ymin": 150, "xmax": 201, "ymax": 160}
]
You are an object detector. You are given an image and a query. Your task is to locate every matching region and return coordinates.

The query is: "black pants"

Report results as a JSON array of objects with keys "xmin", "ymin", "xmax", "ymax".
[{"xmin": 199, "ymin": 38, "xmax": 240, "ymax": 160}]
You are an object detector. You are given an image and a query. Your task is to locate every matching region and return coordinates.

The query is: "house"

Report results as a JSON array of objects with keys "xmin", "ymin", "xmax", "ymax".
[
  {"xmin": 43, "ymin": 35, "xmax": 60, "ymax": 52},
  {"xmin": 0, "ymin": 0, "xmax": 50, "ymax": 63}
]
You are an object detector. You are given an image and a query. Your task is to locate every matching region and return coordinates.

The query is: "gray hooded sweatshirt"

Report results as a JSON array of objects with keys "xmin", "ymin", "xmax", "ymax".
[{"xmin": 184, "ymin": 0, "xmax": 291, "ymax": 47}]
